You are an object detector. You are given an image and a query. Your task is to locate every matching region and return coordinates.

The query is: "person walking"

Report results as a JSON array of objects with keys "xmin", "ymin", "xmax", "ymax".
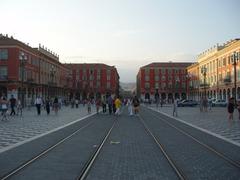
[
  {"xmin": 35, "ymin": 96, "xmax": 42, "ymax": 115},
  {"xmin": 9, "ymin": 95, "xmax": 16, "ymax": 116},
  {"xmin": 75, "ymin": 99, "xmax": 79, "ymax": 108},
  {"xmin": 127, "ymin": 98, "xmax": 133, "ymax": 116},
  {"xmin": 45, "ymin": 98, "xmax": 50, "ymax": 115},
  {"xmin": 102, "ymin": 96, "xmax": 107, "ymax": 113},
  {"xmin": 237, "ymin": 100, "xmax": 240, "ymax": 120},
  {"xmin": 227, "ymin": 97, "xmax": 235, "ymax": 121},
  {"xmin": 53, "ymin": 97, "xmax": 59, "ymax": 114},
  {"xmin": 173, "ymin": 98, "xmax": 178, "ymax": 117},
  {"xmin": 114, "ymin": 97, "xmax": 122, "ymax": 115},
  {"xmin": 16, "ymin": 99, "xmax": 22, "ymax": 116},
  {"xmin": 96, "ymin": 98, "xmax": 101, "ymax": 114},
  {"xmin": 87, "ymin": 99, "xmax": 92, "ymax": 114},
  {"xmin": 132, "ymin": 96, "xmax": 140, "ymax": 115},
  {"xmin": 1, "ymin": 96, "xmax": 8, "ymax": 121},
  {"xmin": 107, "ymin": 96, "xmax": 113, "ymax": 115}
]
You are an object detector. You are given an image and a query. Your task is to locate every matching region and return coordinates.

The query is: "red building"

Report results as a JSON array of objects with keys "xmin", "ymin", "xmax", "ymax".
[
  {"xmin": 0, "ymin": 34, "xmax": 69, "ymax": 105},
  {"xmin": 65, "ymin": 63, "xmax": 119, "ymax": 100},
  {"xmin": 137, "ymin": 62, "xmax": 193, "ymax": 102}
]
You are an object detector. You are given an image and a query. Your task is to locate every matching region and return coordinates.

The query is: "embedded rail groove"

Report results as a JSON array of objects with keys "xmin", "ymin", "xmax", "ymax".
[
  {"xmin": 144, "ymin": 107, "xmax": 240, "ymax": 170},
  {"xmin": 77, "ymin": 119, "xmax": 117, "ymax": 180},
  {"xmin": 138, "ymin": 114, "xmax": 187, "ymax": 180},
  {"xmin": 0, "ymin": 120, "xmax": 95, "ymax": 180}
]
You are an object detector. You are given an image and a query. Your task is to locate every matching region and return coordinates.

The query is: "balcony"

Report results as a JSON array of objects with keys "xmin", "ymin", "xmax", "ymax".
[
  {"xmin": 223, "ymin": 77, "xmax": 231, "ymax": 83},
  {"xmin": 0, "ymin": 75, "xmax": 8, "ymax": 81},
  {"xmin": 199, "ymin": 83, "xmax": 210, "ymax": 88}
]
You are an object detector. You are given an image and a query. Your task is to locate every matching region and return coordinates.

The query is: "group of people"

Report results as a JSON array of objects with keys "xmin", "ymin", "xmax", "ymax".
[
  {"xmin": 0, "ymin": 95, "xmax": 22, "ymax": 120},
  {"xmin": 34, "ymin": 96, "xmax": 61, "ymax": 115},
  {"xmin": 227, "ymin": 97, "xmax": 240, "ymax": 121},
  {"xmin": 82, "ymin": 95, "xmax": 140, "ymax": 116}
]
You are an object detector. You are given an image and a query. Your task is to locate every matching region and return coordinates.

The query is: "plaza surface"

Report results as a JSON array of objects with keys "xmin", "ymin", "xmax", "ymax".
[
  {"xmin": 147, "ymin": 104, "xmax": 240, "ymax": 146},
  {"xmin": 0, "ymin": 105, "xmax": 95, "ymax": 153},
  {"xmin": 1, "ymin": 104, "xmax": 240, "ymax": 155}
]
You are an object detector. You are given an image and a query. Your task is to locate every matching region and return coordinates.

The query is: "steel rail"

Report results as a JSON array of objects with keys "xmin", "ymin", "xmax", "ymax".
[
  {"xmin": 77, "ymin": 119, "xmax": 117, "ymax": 180},
  {"xmin": 144, "ymin": 107, "xmax": 240, "ymax": 169},
  {"xmin": 1, "ymin": 120, "xmax": 95, "ymax": 180},
  {"xmin": 138, "ymin": 114, "xmax": 187, "ymax": 180}
]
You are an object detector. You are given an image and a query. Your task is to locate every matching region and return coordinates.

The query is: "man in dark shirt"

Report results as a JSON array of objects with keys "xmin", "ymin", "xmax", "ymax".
[{"xmin": 9, "ymin": 95, "xmax": 16, "ymax": 116}]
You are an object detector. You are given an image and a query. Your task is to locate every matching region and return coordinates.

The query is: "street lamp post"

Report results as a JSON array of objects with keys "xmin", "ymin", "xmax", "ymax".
[
  {"xmin": 175, "ymin": 77, "xmax": 180, "ymax": 100},
  {"xmin": 50, "ymin": 65, "xmax": 56, "ymax": 98},
  {"xmin": 201, "ymin": 67, "xmax": 207, "ymax": 99},
  {"xmin": 231, "ymin": 51, "xmax": 239, "ymax": 105},
  {"xmin": 186, "ymin": 73, "xmax": 190, "ymax": 100},
  {"xmin": 19, "ymin": 52, "xmax": 27, "ymax": 108}
]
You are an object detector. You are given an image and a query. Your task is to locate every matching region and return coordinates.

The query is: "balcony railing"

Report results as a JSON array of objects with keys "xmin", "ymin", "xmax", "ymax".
[
  {"xmin": 0, "ymin": 75, "xmax": 8, "ymax": 80},
  {"xmin": 199, "ymin": 83, "xmax": 210, "ymax": 88},
  {"xmin": 223, "ymin": 77, "xmax": 231, "ymax": 83}
]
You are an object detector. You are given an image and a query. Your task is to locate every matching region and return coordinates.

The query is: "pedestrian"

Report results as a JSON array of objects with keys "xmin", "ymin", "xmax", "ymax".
[
  {"xmin": 173, "ymin": 98, "xmax": 178, "ymax": 117},
  {"xmin": 114, "ymin": 97, "xmax": 122, "ymax": 115},
  {"xmin": 102, "ymin": 96, "xmax": 107, "ymax": 113},
  {"xmin": 132, "ymin": 96, "xmax": 140, "ymax": 115},
  {"xmin": 96, "ymin": 98, "xmax": 101, "ymax": 114},
  {"xmin": 0, "ymin": 96, "xmax": 8, "ymax": 121},
  {"xmin": 45, "ymin": 97, "xmax": 50, "ymax": 115},
  {"xmin": 75, "ymin": 99, "xmax": 79, "ymax": 108},
  {"xmin": 227, "ymin": 97, "xmax": 235, "ymax": 120},
  {"xmin": 71, "ymin": 98, "xmax": 75, "ymax": 108},
  {"xmin": 127, "ymin": 98, "xmax": 133, "ymax": 116},
  {"xmin": 107, "ymin": 96, "xmax": 113, "ymax": 115},
  {"xmin": 35, "ymin": 96, "xmax": 42, "ymax": 115},
  {"xmin": 208, "ymin": 98, "xmax": 212, "ymax": 111},
  {"xmin": 16, "ymin": 99, "xmax": 22, "ymax": 116},
  {"xmin": 199, "ymin": 98, "xmax": 203, "ymax": 112},
  {"xmin": 160, "ymin": 98, "xmax": 163, "ymax": 107},
  {"xmin": 53, "ymin": 97, "xmax": 59, "ymax": 114},
  {"xmin": 87, "ymin": 99, "xmax": 91, "ymax": 114},
  {"xmin": 237, "ymin": 100, "xmax": 240, "ymax": 120},
  {"xmin": 203, "ymin": 97, "xmax": 208, "ymax": 112},
  {"xmin": 9, "ymin": 95, "xmax": 16, "ymax": 116}
]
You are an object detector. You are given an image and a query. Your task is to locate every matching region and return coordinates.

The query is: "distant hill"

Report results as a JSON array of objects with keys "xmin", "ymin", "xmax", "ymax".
[{"xmin": 120, "ymin": 82, "xmax": 136, "ymax": 92}]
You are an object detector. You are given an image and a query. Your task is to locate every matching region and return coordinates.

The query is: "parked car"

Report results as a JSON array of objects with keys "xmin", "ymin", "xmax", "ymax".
[
  {"xmin": 212, "ymin": 99, "xmax": 227, "ymax": 107},
  {"xmin": 177, "ymin": 100, "xmax": 198, "ymax": 107}
]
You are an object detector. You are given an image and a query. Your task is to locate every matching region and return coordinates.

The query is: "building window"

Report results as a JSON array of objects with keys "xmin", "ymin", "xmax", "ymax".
[
  {"xmin": 0, "ymin": 49, "xmax": 8, "ymax": 60},
  {"xmin": 145, "ymin": 82, "xmax": 150, "ymax": 89},
  {"xmin": 154, "ymin": 68, "xmax": 159, "ymax": 74},
  {"xmin": 0, "ymin": 66, "xmax": 7, "ymax": 80},
  {"xmin": 90, "ymin": 75, "xmax": 94, "ymax": 80},
  {"xmin": 97, "ymin": 81, "xmax": 100, "ymax": 87},
  {"xmin": 107, "ymin": 75, "xmax": 110, "ymax": 81},
  {"xmin": 155, "ymin": 75, "xmax": 159, "ymax": 81},
  {"xmin": 107, "ymin": 82, "xmax": 110, "ymax": 89},
  {"xmin": 90, "ymin": 69, "xmax": 94, "ymax": 75},
  {"xmin": 90, "ymin": 81, "xmax": 93, "ymax": 88},
  {"xmin": 97, "ymin": 69, "xmax": 101, "ymax": 75},
  {"xmin": 145, "ymin": 68, "xmax": 149, "ymax": 74},
  {"xmin": 145, "ymin": 75, "xmax": 149, "ymax": 81},
  {"xmin": 97, "ymin": 75, "xmax": 101, "ymax": 80},
  {"xmin": 155, "ymin": 83, "xmax": 159, "ymax": 88},
  {"xmin": 107, "ymin": 69, "xmax": 111, "ymax": 75}
]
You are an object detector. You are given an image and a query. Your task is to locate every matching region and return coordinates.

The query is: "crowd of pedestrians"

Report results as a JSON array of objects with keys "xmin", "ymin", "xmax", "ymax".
[{"xmin": 0, "ymin": 93, "xmax": 142, "ymax": 122}]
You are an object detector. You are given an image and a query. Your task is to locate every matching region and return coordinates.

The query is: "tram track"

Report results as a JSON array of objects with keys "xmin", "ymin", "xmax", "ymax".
[
  {"xmin": 138, "ymin": 114, "xmax": 187, "ymax": 180},
  {"xmin": 138, "ymin": 107, "xmax": 240, "ymax": 179},
  {"xmin": 0, "ymin": 114, "xmax": 116, "ymax": 180}
]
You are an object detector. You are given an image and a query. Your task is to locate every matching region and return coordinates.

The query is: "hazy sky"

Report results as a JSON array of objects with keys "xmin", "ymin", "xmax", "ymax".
[{"xmin": 1, "ymin": 0, "xmax": 240, "ymax": 82}]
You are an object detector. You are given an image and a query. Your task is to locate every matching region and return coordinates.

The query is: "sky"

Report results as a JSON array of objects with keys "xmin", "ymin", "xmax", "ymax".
[{"xmin": 1, "ymin": 0, "xmax": 240, "ymax": 82}]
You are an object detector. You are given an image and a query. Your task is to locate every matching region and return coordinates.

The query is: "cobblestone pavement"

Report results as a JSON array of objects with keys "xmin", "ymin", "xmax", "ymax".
[
  {"xmin": 146, "ymin": 104, "xmax": 240, "ymax": 146},
  {"xmin": 0, "ymin": 105, "xmax": 96, "ymax": 153}
]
